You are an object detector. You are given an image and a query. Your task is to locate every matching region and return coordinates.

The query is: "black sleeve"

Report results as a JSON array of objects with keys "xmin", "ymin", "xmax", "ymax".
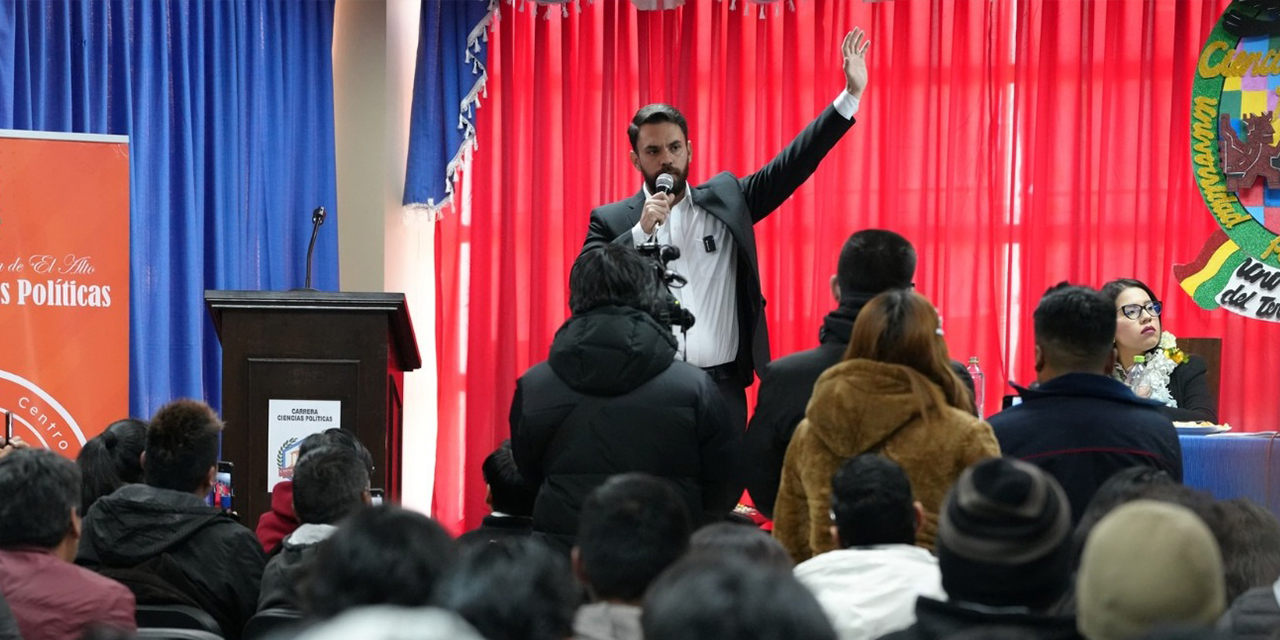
[
  {"xmin": 508, "ymin": 378, "xmax": 546, "ymax": 485},
  {"xmin": 697, "ymin": 378, "xmax": 744, "ymax": 519},
  {"xmin": 581, "ymin": 207, "xmax": 635, "ymax": 255},
  {"xmin": 1161, "ymin": 356, "xmax": 1218, "ymax": 423},
  {"xmin": 737, "ymin": 105, "xmax": 856, "ymax": 223},
  {"xmin": 743, "ymin": 364, "xmax": 803, "ymax": 519}
]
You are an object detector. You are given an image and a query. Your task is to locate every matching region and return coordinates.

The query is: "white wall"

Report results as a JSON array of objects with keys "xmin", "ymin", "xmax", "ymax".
[{"xmin": 333, "ymin": 0, "xmax": 438, "ymax": 513}]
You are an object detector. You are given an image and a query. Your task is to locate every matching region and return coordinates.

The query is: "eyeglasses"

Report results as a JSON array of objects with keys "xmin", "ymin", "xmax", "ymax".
[{"xmin": 1119, "ymin": 301, "xmax": 1162, "ymax": 320}]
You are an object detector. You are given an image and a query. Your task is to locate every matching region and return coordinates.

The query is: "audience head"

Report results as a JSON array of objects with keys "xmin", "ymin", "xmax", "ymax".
[
  {"xmin": 293, "ymin": 607, "xmax": 485, "ymax": 640},
  {"xmin": 293, "ymin": 446, "xmax": 371, "ymax": 526},
  {"xmin": 568, "ymin": 245, "xmax": 665, "ymax": 319},
  {"xmin": 1077, "ymin": 500, "xmax": 1225, "ymax": 640},
  {"xmin": 936, "ymin": 457, "xmax": 1073, "ymax": 610},
  {"xmin": 1073, "ymin": 467, "xmax": 1175, "ymax": 563},
  {"xmin": 835, "ymin": 229, "xmax": 916, "ymax": 300},
  {"xmin": 143, "ymin": 399, "xmax": 222, "ymax": 495},
  {"xmin": 688, "ymin": 522, "xmax": 793, "ymax": 572},
  {"xmin": 1033, "ymin": 282, "xmax": 1117, "ymax": 379},
  {"xmin": 298, "ymin": 428, "xmax": 374, "ymax": 477},
  {"xmin": 301, "ymin": 505, "xmax": 457, "ymax": 619},
  {"xmin": 76, "ymin": 418, "xmax": 146, "ymax": 515},
  {"xmin": 1211, "ymin": 498, "xmax": 1280, "ymax": 602},
  {"xmin": 482, "ymin": 440, "xmax": 535, "ymax": 517},
  {"xmin": 437, "ymin": 537, "xmax": 581, "ymax": 640},
  {"xmin": 1101, "ymin": 278, "xmax": 1164, "ymax": 358},
  {"xmin": 845, "ymin": 289, "xmax": 974, "ymax": 413},
  {"xmin": 642, "ymin": 555, "xmax": 837, "ymax": 640},
  {"xmin": 0, "ymin": 448, "xmax": 82, "ymax": 559},
  {"xmin": 830, "ymin": 454, "xmax": 918, "ymax": 548},
  {"xmin": 574, "ymin": 473, "xmax": 692, "ymax": 602}
]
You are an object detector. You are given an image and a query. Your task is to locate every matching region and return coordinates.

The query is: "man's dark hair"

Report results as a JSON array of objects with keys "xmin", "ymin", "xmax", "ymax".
[
  {"xmin": 1072, "ymin": 467, "xmax": 1175, "ymax": 565},
  {"xmin": 293, "ymin": 446, "xmax": 370, "ymax": 525},
  {"xmin": 301, "ymin": 505, "xmax": 457, "ymax": 618},
  {"xmin": 836, "ymin": 230, "xmax": 916, "ymax": 296},
  {"xmin": 568, "ymin": 245, "xmax": 664, "ymax": 318},
  {"xmin": 143, "ymin": 399, "xmax": 222, "ymax": 493},
  {"xmin": 642, "ymin": 555, "xmax": 837, "ymax": 640},
  {"xmin": 76, "ymin": 418, "xmax": 147, "ymax": 516},
  {"xmin": 482, "ymin": 441, "xmax": 535, "ymax": 517},
  {"xmin": 438, "ymin": 538, "xmax": 582, "ymax": 640},
  {"xmin": 298, "ymin": 428, "xmax": 374, "ymax": 476},
  {"xmin": 0, "ymin": 449, "xmax": 81, "ymax": 548},
  {"xmin": 1033, "ymin": 282, "xmax": 1117, "ymax": 372},
  {"xmin": 628, "ymin": 103, "xmax": 689, "ymax": 152},
  {"xmin": 575, "ymin": 473, "xmax": 692, "ymax": 601},
  {"xmin": 1212, "ymin": 498, "xmax": 1280, "ymax": 602},
  {"xmin": 830, "ymin": 454, "xmax": 916, "ymax": 547},
  {"xmin": 689, "ymin": 522, "xmax": 793, "ymax": 571}
]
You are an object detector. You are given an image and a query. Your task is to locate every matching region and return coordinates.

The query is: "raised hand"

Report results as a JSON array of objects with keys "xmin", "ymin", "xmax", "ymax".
[{"xmin": 843, "ymin": 28, "xmax": 871, "ymax": 99}]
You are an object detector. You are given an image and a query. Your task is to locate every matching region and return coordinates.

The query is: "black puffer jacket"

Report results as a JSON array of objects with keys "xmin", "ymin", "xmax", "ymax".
[{"xmin": 510, "ymin": 305, "xmax": 740, "ymax": 551}]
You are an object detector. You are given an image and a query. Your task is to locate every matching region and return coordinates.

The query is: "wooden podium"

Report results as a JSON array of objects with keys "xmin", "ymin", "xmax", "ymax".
[{"xmin": 205, "ymin": 290, "xmax": 421, "ymax": 527}]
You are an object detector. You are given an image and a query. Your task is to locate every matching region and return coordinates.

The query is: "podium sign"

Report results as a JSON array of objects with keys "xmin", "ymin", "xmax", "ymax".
[{"xmin": 0, "ymin": 131, "xmax": 130, "ymax": 455}]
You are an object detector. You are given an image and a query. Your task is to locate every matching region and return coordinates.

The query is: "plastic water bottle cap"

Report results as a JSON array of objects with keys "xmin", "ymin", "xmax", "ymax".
[{"xmin": 1133, "ymin": 355, "xmax": 1146, "ymax": 364}]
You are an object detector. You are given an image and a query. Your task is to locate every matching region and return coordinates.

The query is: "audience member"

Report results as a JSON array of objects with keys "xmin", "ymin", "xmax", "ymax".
[
  {"xmin": 1213, "ymin": 499, "xmax": 1280, "ymax": 604},
  {"xmin": 881, "ymin": 457, "xmax": 1078, "ymax": 640},
  {"xmin": 300, "ymin": 504, "xmax": 457, "ymax": 619},
  {"xmin": 773, "ymin": 289, "xmax": 998, "ymax": 561},
  {"xmin": 510, "ymin": 244, "xmax": 740, "ymax": 552},
  {"xmin": 792, "ymin": 455, "xmax": 944, "ymax": 640},
  {"xmin": 572, "ymin": 474, "xmax": 692, "ymax": 640},
  {"xmin": 0, "ymin": 591, "xmax": 18, "ymax": 640},
  {"xmin": 257, "ymin": 427, "xmax": 374, "ymax": 553},
  {"xmin": 293, "ymin": 606, "xmax": 485, "ymax": 640},
  {"xmin": 77, "ymin": 399, "xmax": 265, "ymax": 638},
  {"xmin": 0, "ymin": 435, "xmax": 27, "ymax": 459},
  {"xmin": 689, "ymin": 522, "xmax": 792, "ymax": 572},
  {"xmin": 0, "ymin": 449, "xmax": 135, "ymax": 640},
  {"xmin": 76, "ymin": 418, "xmax": 147, "ymax": 516},
  {"xmin": 458, "ymin": 440, "xmax": 536, "ymax": 547},
  {"xmin": 743, "ymin": 230, "xmax": 975, "ymax": 518},
  {"xmin": 642, "ymin": 555, "xmax": 837, "ymax": 640},
  {"xmin": 437, "ymin": 537, "xmax": 582, "ymax": 640},
  {"xmin": 989, "ymin": 283, "xmax": 1181, "ymax": 523},
  {"xmin": 258, "ymin": 445, "xmax": 372, "ymax": 612},
  {"xmin": 1076, "ymin": 500, "xmax": 1225, "ymax": 640}
]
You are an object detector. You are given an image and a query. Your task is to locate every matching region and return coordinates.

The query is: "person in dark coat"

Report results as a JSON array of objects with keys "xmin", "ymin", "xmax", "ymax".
[
  {"xmin": 1101, "ymin": 278, "xmax": 1218, "ymax": 423},
  {"xmin": 743, "ymin": 230, "xmax": 974, "ymax": 518},
  {"xmin": 988, "ymin": 284, "xmax": 1182, "ymax": 524},
  {"xmin": 77, "ymin": 399, "xmax": 266, "ymax": 639},
  {"xmin": 510, "ymin": 244, "xmax": 740, "ymax": 553},
  {"xmin": 458, "ymin": 440, "xmax": 535, "ymax": 547},
  {"xmin": 1218, "ymin": 579, "xmax": 1280, "ymax": 639},
  {"xmin": 580, "ymin": 30, "xmax": 871, "ymax": 430}
]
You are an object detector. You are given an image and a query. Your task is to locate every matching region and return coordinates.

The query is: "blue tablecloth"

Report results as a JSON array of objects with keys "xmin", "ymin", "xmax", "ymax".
[{"xmin": 1181, "ymin": 434, "xmax": 1280, "ymax": 518}]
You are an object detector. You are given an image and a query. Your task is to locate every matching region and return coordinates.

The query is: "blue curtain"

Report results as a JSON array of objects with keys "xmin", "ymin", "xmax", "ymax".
[
  {"xmin": 403, "ymin": 0, "xmax": 492, "ymax": 214},
  {"xmin": 0, "ymin": 0, "xmax": 340, "ymax": 418}
]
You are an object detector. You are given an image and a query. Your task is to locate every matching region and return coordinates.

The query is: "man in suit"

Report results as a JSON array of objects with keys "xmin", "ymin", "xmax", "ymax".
[{"xmin": 581, "ymin": 28, "xmax": 872, "ymax": 429}]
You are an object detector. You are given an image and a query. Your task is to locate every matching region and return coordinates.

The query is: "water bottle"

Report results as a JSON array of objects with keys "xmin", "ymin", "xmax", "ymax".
[
  {"xmin": 966, "ymin": 356, "xmax": 985, "ymax": 418},
  {"xmin": 1125, "ymin": 354, "xmax": 1151, "ymax": 398}
]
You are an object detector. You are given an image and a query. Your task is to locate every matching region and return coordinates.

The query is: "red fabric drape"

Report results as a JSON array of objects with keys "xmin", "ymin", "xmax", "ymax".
[{"xmin": 434, "ymin": 0, "xmax": 1274, "ymax": 534}]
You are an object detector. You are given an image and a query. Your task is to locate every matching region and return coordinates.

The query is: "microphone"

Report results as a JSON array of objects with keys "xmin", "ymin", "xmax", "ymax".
[
  {"xmin": 304, "ymin": 206, "xmax": 326, "ymax": 290},
  {"xmin": 653, "ymin": 173, "xmax": 674, "ymax": 232}
]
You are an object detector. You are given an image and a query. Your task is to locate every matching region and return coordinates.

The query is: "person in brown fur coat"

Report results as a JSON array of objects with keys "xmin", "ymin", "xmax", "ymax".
[{"xmin": 773, "ymin": 290, "xmax": 1000, "ymax": 563}]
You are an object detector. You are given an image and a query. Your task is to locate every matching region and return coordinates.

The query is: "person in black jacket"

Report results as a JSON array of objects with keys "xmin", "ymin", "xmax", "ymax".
[
  {"xmin": 988, "ymin": 284, "xmax": 1182, "ymax": 525},
  {"xmin": 510, "ymin": 244, "xmax": 740, "ymax": 553},
  {"xmin": 1101, "ymin": 278, "xmax": 1218, "ymax": 423},
  {"xmin": 77, "ymin": 399, "xmax": 265, "ymax": 639},
  {"xmin": 457, "ymin": 441, "xmax": 535, "ymax": 547},
  {"xmin": 742, "ymin": 230, "xmax": 973, "ymax": 518}
]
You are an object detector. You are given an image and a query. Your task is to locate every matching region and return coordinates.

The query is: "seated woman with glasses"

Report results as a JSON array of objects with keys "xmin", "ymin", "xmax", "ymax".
[
  {"xmin": 1100, "ymin": 278, "xmax": 1217, "ymax": 423},
  {"xmin": 771, "ymin": 289, "xmax": 1000, "ymax": 563}
]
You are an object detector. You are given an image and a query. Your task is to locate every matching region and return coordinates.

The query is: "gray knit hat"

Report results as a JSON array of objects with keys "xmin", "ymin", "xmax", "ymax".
[
  {"xmin": 936, "ymin": 457, "xmax": 1073, "ymax": 609},
  {"xmin": 1076, "ymin": 500, "xmax": 1226, "ymax": 640}
]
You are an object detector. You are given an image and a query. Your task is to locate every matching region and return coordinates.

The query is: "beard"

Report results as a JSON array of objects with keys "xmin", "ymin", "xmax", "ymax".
[{"xmin": 644, "ymin": 166, "xmax": 689, "ymax": 198}]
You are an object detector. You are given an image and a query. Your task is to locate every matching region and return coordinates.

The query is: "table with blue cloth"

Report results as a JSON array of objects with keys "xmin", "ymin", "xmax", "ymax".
[{"xmin": 1180, "ymin": 434, "xmax": 1280, "ymax": 519}]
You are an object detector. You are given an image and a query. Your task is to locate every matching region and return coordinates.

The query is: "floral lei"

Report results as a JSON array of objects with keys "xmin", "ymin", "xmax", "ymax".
[{"xmin": 1115, "ymin": 331, "xmax": 1184, "ymax": 408}]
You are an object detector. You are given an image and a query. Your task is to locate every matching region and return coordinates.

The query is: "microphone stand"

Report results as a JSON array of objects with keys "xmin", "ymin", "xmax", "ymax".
[{"xmin": 301, "ymin": 206, "xmax": 325, "ymax": 291}]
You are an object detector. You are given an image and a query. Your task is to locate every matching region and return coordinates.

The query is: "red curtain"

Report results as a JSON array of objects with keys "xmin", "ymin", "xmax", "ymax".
[{"xmin": 434, "ymin": 0, "xmax": 1270, "ymax": 534}]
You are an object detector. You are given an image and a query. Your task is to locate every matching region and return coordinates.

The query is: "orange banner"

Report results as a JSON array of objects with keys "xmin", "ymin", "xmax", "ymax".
[{"xmin": 0, "ymin": 132, "xmax": 130, "ymax": 457}]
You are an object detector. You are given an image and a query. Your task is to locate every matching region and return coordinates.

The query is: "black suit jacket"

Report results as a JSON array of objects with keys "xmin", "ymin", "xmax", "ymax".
[
  {"xmin": 1161, "ymin": 355, "xmax": 1218, "ymax": 423},
  {"xmin": 581, "ymin": 105, "xmax": 856, "ymax": 384}
]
